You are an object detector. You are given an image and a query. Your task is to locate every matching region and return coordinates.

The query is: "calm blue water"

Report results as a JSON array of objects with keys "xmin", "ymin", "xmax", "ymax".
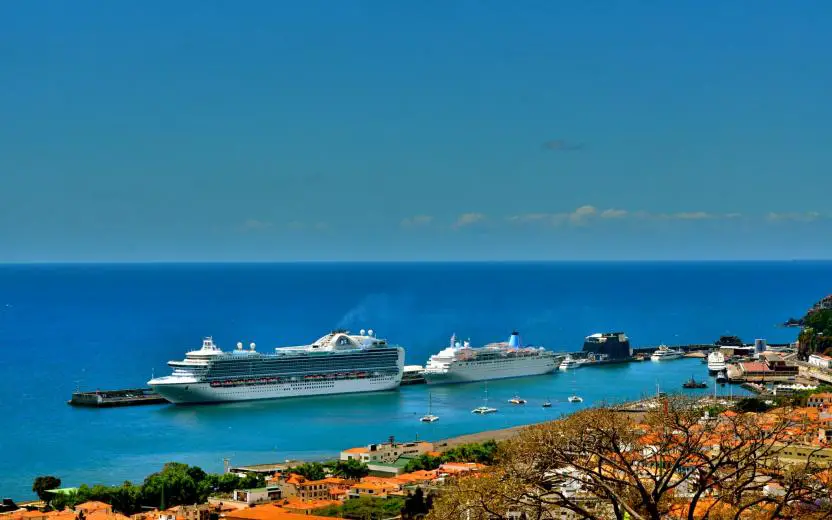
[{"xmin": 1, "ymin": 262, "xmax": 829, "ymax": 499}]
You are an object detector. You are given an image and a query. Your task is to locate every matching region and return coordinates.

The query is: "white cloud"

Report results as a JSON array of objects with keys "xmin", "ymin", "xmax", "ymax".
[
  {"xmin": 242, "ymin": 219, "xmax": 272, "ymax": 230},
  {"xmin": 453, "ymin": 212, "xmax": 486, "ymax": 229},
  {"xmin": 400, "ymin": 215, "xmax": 434, "ymax": 228},
  {"xmin": 668, "ymin": 211, "xmax": 714, "ymax": 220},
  {"xmin": 600, "ymin": 209, "xmax": 628, "ymax": 219},
  {"xmin": 507, "ymin": 206, "xmax": 748, "ymax": 227},
  {"xmin": 568, "ymin": 205, "xmax": 597, "ymax": 225},
  {"xmin": 766, "ymin": 212, "xmax": 821, "ymax": 222}
]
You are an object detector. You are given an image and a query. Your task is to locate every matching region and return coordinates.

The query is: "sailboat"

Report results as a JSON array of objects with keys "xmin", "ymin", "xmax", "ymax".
[
  {"xmin": 472, "ymin": 383, "xmax": 498, "ymax": 414},
  {"xmin": 420, "ymin": 393, "xmax": 439, "ymax": 422},
  {"xmin": 542, "ymin": 398, "xmax": 552, "ymax": 408},
  {"xmin": 567, "ymin": 370, "xmax": 582, "ymax": 403}
]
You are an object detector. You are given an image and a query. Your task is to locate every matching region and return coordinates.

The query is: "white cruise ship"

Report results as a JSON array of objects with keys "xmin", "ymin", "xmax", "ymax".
[
  {"xmin": 650, "ymin": 345, "xmax": 683, "ymax": 361},
  {"xmin": 423, "ymin": 331, "xmax": 560, "ymax": 385},
  {"xmin": 707, "ymin": 351, "xmax": 726, "ymax": 374},
  {"xmin": 148, "ymin": 329, "xmax": 404, "ymax": 404}
]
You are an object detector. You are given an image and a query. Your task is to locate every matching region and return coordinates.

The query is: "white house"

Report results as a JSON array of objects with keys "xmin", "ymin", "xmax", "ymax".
[{"xmin": 808, "ymin": 354, "xmax": 832, "ymax": 370}]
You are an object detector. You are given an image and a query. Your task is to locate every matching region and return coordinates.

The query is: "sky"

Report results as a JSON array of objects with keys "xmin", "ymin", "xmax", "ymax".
[{"xmin": 1, "ymin": 1, "xmax": 831, "ymax": 262}]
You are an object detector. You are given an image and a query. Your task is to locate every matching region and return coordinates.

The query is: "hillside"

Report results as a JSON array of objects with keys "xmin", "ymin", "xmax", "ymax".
[{"xmin": 798, "ymin": 294, "xmax": 832, "ymax": 358}]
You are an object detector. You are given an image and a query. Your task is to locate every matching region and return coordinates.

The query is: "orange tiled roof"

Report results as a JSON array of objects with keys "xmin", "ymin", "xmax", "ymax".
[
  {"xmin": 278, "ymin": 498, "xmax": 339, "ymax": 511},
  {"xmin": 222, "ymin": 504, "xmax": 331, "ymax": 520},
  {"xmin": 342, "ymin": 447, "xmax": 369, "ymax": 454},
  {"xmin": 86, "ymin": 511, "xmax": 130, "ymax": 520},
  {"xmin": 75, "ymin": 503, "xmax": 111, "ymax": 514},
  {"xmin": 394, "ymin": 470, "xmax": 439, "ymax": 483},
  {"xmin": 350, "ymin": 481, "xmax": 400, "ymax": 492}
]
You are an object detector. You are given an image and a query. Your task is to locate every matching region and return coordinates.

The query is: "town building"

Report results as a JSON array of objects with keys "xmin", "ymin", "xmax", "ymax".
[
  {"xmin": 808, "ymin": 392, "xmax": 832, "ymax": 409},
  {"xmin": 231, "ymin": 487, "xmax": 281, "ymax": 507},
  {"xmin": 809, "ymin": 354, "xmax": 832, "ymax": 370},
  {"xmin": 340, "ymin": 439, "xmax": 433, "ymax": 465}
]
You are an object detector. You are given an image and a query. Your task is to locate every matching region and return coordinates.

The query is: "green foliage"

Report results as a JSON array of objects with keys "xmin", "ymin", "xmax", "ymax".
[
  {"xmin": 402, "ymin": 440, "xmax": 499, "ymax": 473},
  {"xmin": 287, "ymin": 462, "xmax": 326, "ymax": 481},
  {"xmin": 37, "ymin": 463, "xmax": 265, "ymax": 515},
  {"xmin": 715, "ymin": 335, "xmax": 743, "ymax": 347},
  {"xmin": 49, "ymin": 491, "xmax": 77, "ymax": 512},
  {"xmin": 804, "ymin": 309, "xmax": 832, "ymax": 336},
  {"xmin": 733, "ymin": 397, "xmax": 771, "ymax": 413},
  {"xmin": 331, "ymin": 459, "xmax": 370, "ymax": 480},
  {"xmin": 314, "ymin": 497, "xmax": 405, "ymax": 519},
  {"xmin": 32, "ymin": 476, "xmax": 62, "ymax": 502},
  {"xmin": 402, "ymin": 488, "xmax": 433, "ymax": 519},
  {"xmin": 799, "ymin": 308, "xmax": 832, "ymax": 357},
  {"xmin": 703, "ymin": 404, "xmax": 727, "ymax": 417}
]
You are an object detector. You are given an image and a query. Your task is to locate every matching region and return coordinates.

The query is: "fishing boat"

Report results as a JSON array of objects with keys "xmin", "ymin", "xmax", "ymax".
[
  {"xmin": 682, "ymin": 375, "xmax": 707, "ymax": 389},
  {"xmin": 420, "ymin": 393, "xmax": 439, "ymax": 422}
]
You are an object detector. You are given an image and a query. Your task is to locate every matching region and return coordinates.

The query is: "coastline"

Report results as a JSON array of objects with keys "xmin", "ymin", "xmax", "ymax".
[{"xmin": 434, "ymin": 422, "xmax": 544, "ymax": 450}]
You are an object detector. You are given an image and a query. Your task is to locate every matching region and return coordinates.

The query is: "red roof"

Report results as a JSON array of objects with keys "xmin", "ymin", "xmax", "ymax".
[{"xmin": 740, "ymin": 362, "xmax": 770, "ymax": 373}]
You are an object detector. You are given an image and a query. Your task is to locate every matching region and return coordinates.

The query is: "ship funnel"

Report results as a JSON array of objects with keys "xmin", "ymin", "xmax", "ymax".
[
  {"xmin": 450, "ymin": 333, "xmax": 457, "ymax": 348},
  {"xmin": 508, "ymin": 331, "xmax": 521, "ymax": 348}
]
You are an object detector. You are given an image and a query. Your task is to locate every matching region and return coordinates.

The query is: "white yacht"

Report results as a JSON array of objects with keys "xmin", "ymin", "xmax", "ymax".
[
  {"xmin": 558, "ymin": 356, "xmax": 583, "ymax": 370},
  {"xmin": 568, "ymin": 395, "xmax": 583, "ymax": 403},
  {"xmin": 650, "ymin": 345, "xmax": 683, "ymax": 361},
  {"xmin": 707, "ymin": 351, "xmax": 726, "ymax": 374},
  {"xmin": 148, "ymin": 329, "xmax": 404, "ymax": 404},
  {"xmin": 424, "ymin": 331, "xmax": 559, "ymax": 384}
]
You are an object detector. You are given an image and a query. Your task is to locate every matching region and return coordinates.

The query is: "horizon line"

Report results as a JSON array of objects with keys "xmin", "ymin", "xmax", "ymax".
[{"xmin": 2, "ymin": 258, "xmax": 832, "ymax": 266}]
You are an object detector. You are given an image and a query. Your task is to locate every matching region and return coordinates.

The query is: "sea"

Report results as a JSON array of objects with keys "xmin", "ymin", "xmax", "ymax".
[{"xmin": 1, "ymin": 261, "xmax": 830, "ymax": 499}]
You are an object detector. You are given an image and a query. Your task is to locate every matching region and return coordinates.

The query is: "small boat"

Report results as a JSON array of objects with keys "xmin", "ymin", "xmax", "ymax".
[
  {"xmin": 420, "ymin": 393, "xmax": 439, "ymax": 422},
  {"xmin": 472, "ymin": 383, "xmax": 498, "ymax": 414},
  {"xmin": 568, "ymin": 395, "xmax": 583, "ymax": 403},
  {"xmin": 559, "ymin": 356, "xmax": 582, "ymax": 370},
  {"xmin": 542, "ymin": 400, "xmax": 552, "ymax": 408},
  {"xmin": 682, "ymin": 375, "xmax": 707, "ymax": 389},
  {"xmin": 716, "ymin": 371, "xmax": 728, "ymax": 385},
  {"xmin": 508, "ymin": 395, "xmax": 526, "ymax": 405}
]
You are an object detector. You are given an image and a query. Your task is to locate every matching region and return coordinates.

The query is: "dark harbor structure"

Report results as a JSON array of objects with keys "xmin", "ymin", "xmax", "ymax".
[{"xmin": 582, "ymin": 332, "xmax": 632, "ymax": 360}]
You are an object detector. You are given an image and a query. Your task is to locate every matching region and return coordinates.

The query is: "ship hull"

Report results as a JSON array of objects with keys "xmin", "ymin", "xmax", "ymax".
[
  {"xmin": 424, "ymin": 356, "xmax": 558, "ymax": 385},
  {"xmin": 151, "ymin": 373, "xmax": 402, "ymax": 404}
]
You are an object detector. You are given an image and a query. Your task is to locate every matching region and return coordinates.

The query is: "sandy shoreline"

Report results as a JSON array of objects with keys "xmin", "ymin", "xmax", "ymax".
[{"xmin": 432, "ymin": 421, "xmax": 549, "ymax": 450}]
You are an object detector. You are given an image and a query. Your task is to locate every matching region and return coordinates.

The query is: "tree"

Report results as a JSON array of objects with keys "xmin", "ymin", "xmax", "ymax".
[
  {"xmin": 428, "ymin": 398, "xmax": 832, "ymax": 520},
  {"xmin": 288, "ymin": 462, "xmax": 326, "ymax": 481},
  {"xmin": 402, "ymin": 488, "xmax": 430, "ymax": 519},
  {"xmin": 332, "ymin": 459, "xmax": 370, "ymax": 480},
  {"xmin": 32, "ymin": 476, "xmax": 61, "ymax": 503}
]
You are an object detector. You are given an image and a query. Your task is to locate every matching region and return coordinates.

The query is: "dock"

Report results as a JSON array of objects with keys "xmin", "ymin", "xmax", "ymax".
[{"xmin": 68, "ymin": 388, "xmax": 168, "ymax": 407}]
